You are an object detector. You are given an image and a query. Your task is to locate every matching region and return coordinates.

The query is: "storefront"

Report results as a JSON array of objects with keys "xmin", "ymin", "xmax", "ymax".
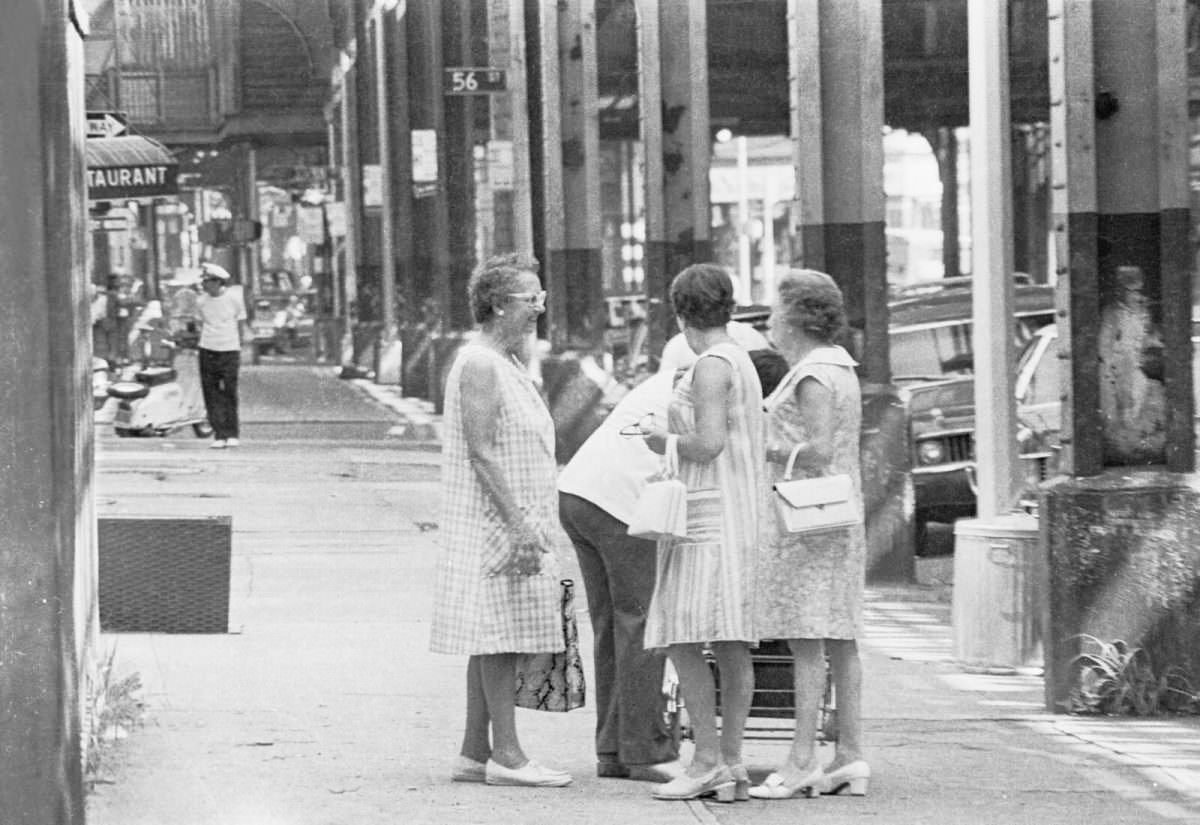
[{"xmin": 86, "ymin": 134, "xmax": 180, "ymax": 360}]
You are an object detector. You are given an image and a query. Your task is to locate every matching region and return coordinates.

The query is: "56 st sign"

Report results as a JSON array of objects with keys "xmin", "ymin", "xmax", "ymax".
[{"xmin": 443, "ymin": 67, "xmax": 507, "ymax": 95}]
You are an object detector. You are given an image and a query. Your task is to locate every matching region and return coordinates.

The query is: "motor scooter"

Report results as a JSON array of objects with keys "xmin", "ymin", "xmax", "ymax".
[{"xmin": 107, "ymin": 309, "xmax": 212, "ymax": 438}]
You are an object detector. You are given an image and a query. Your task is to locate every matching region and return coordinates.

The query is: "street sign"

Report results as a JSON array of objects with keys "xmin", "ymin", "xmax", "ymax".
[
  {"xmin": 443, "ymin": 67, "xmax": 507, "ymax": 95},
  {"xmin": 86, "ymin": 111, "xmax": 127, "ymax": 139}
]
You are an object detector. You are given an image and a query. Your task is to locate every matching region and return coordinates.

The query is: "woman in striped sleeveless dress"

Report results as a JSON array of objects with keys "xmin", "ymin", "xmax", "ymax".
[
  {"xmin": 640, "ymin": 264, "xmax": 765, "ymax": 802},
  {"xmin": 429, "ymin": 254, "xmax": 571, "ymax": 788}
]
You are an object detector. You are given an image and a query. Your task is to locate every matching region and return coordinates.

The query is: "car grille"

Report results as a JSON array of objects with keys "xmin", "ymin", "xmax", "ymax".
[{"xmin": 944, "ymin": 433, "xmax": 974, "ymax": 462}]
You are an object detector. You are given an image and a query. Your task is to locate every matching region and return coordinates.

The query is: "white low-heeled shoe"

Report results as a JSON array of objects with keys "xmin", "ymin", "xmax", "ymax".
[
  {"xmin": 747, "ymin": 765, "xmax": 826, "ymax": 800},
  {"xmin": 450, "ymin": 755, "xmax": 486, "ymax": 783},
  {"xmin": 822, "ymin": 760, "xmax": 870, "ymax": 796},
  {"xmin": 651, "ymin": 765, "xmax": 736, "ymax": 802},
  {"xmin": 485, "ymin": 759, "xmax": 572, "ymax": 787}
]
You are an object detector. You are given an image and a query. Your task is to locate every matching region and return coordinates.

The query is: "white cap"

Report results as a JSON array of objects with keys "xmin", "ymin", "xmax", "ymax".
[
  {"xmin": 200, "ymin": 263, "xmax": 232, "ymax": 282},
  {"xmin": 658, "ymin": 319, "xmax": 771, "ymax": 374}
]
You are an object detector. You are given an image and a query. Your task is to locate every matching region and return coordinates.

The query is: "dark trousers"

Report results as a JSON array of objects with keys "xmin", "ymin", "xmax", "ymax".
[
  {"xmin": 198, "ymin": 348, "xmax": 240, "ymax": 440},
  {"xmin": 559, "ymin": 492, "xmax": 678, "ymax": 767}
]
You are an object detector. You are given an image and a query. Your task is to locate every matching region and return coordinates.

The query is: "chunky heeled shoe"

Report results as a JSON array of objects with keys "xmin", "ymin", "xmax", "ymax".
[
  {"xmin": 651, "ymin": 765, "xmax": 736, "ymax": 802},
  {"xmin": 822, "ymin": 760, "xmax": 870, "ymax": 796},
  {"xmin": 747, "ymin": 765, "xmax": 826, "ymax": 799},
  {"xmin": 728, "ymin": 764, "xmax": 751, "ymax": 801}
]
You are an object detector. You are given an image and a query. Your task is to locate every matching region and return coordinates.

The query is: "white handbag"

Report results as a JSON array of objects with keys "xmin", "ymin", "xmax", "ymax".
[
  {"xmin": 627, "ymin": 435, "xmax": 689, "ymax": 541},
  {"xmin": 773, "ymin": 445, "xmax": 860, "ymax": 534}
]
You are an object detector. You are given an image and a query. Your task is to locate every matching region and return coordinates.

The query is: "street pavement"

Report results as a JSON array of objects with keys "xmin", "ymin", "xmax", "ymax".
[{"xmin": 85, "ymin": 365, "xmax": 1200, "ymax": 825}]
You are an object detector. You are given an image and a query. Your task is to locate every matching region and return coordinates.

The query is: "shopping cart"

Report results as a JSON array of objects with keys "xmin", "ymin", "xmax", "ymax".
[{"xmin": 664, "ymin": 640, "xmax": 837, "ymax": 743}]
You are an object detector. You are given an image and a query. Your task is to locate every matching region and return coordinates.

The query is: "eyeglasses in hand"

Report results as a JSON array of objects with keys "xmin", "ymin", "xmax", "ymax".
[{"xmin": 618, "ymin": 412, "xmax": 657, "ymax": 437}]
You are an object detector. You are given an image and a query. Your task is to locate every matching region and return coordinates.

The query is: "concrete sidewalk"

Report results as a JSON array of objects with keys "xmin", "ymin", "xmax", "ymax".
[{"xmin": 84, "ymin": 389, "xmax": 1200, "ymax": 825}]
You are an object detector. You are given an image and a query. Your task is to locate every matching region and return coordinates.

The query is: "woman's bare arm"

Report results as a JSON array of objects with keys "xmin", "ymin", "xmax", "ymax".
[
  {"xmin": 766, "ymin": 376, "xmax": 835, "ymax": 470},
  {"xmin": 643, "ymin": 355, "xmax": 732, "ymax": 463}
]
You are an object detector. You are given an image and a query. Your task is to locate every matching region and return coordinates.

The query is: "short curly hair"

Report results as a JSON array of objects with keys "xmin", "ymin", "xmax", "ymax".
[
  {"xmin": 467, "ymin": 253, "xmax": 540, "ymax": 324},
  {"xmin": 774, "ymin": 269, "xmax": 846, "ymax": 343},
  {"xmin": 670, "ymin": 263, "xmax": 735, "ymax": 329}
]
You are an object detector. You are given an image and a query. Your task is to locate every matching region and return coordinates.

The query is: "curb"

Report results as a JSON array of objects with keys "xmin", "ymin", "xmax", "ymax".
[{"xmin": 349, "ymin": 378, "xmax": 444, "ymax": 445}]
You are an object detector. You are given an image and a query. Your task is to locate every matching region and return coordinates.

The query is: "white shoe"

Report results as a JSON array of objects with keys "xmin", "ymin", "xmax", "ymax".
[
  {"xmin": 226, "ymin": 438, "xmax": 240, "ymax": 447},
  {"xmin": 450, "ymin": 755, "xmax": 486, "ymax": 783},
  {"xmin": 209, "ymin": 440, "xmax": 227, "ymax": 449},
  {"xmin": 485, "ymin": 759, "xmax": 572, "ymax": 787}
]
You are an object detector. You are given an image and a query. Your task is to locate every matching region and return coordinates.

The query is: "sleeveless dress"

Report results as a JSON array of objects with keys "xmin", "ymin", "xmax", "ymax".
[
  {"xmin": 754, "ymin": 345, "xmax": 866, "ymax": 640},
  {"xmin": 429, "ymin": 344, "xmax": 564, "ymax": 655},
  {"xmin": 643, "ymin": 343, "xmax": 765, "ymax": 647}
]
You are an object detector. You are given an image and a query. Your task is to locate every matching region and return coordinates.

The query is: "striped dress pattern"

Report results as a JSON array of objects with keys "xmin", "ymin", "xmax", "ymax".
[
  {"xmin": 643, "ymin": 343, "xmax": 765, "ymax": 648},
  {"xmin": 754, "ymin": 345, "xmax": 867, "ymax": 640},
  {"xmin": 429, "ymin": 344, "xmax": 564, "ymax": 655}
]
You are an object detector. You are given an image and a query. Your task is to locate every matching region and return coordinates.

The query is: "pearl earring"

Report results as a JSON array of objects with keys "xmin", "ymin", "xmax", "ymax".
[{"xmin": 497, "ymin": 309, "xmax": 505, "ymax": 317}]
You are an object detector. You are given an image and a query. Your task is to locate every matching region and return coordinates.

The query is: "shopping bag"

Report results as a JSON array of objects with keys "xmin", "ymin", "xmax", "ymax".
[
  {"xmin": 773, "ymin": 446, "xmax": 860, "ymax": 534},
  {"xmin": 515, "ymin": 579, "xmax": 587, "ymax": 712},
  {"xmin": 627, "ymin": 435, "xmax": 689, "ymax": 541}
]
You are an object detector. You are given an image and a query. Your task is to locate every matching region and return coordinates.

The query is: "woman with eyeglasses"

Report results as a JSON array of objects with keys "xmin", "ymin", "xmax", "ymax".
[
  {"xmin": 429, "ymin": 253, "xmax": 572, "ymax": 788},
  {"xmin": 638, "ymin": 263, "xmax": 765, "ymax": 802}
]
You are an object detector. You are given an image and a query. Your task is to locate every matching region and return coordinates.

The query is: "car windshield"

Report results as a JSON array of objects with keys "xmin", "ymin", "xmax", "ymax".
[
  {"xmin": 907, "ymin": 381, "xmax": 975, "ymax": 415},
  {"xmin": 890, "ymin": 314, "xmax": 1052, "ymax": 381}
]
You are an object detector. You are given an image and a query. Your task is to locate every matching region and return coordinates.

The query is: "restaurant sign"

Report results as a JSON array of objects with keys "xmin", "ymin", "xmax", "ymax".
[
  {"xmin": 85, "ymin": 136, "xmax": 179, "ymax": 201},
  {"xmin": 88, "ymin": 164, "xmax": 178, "ymax": 200}
]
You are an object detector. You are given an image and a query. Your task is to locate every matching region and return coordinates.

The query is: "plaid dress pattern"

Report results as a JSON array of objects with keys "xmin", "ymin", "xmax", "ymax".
[
  {"xmin": 429, "ymin": 345, "xmax": 564, "ymax": 655},
  {"xmin": 644, "ymin": 343, "xmax": 765, "ymax": 647}
]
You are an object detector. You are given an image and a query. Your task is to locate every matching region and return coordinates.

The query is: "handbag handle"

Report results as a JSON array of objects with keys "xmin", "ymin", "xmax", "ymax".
[
  {"xmin": 664, "ymin": 434, "xmax": 680, "ymax": 478},
  {"xmin": 783, "ymin": 444, "xmax": 803, "ymax": 481}
]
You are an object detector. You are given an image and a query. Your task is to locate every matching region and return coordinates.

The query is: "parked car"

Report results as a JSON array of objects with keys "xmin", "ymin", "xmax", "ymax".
[{"xmin": 250, "ymin": 269, "xmax": 315, "ymax": 360}]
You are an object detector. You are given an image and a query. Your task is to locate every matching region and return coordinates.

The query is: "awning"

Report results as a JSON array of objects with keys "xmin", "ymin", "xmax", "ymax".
[{"xmin": 86, "ymin": 136, "xmax": 179, "ymax": 201}]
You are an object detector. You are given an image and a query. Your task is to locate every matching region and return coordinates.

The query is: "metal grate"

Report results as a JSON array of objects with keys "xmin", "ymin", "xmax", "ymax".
[{"xmin": 98, "ymin": 515, "xmax": 231, "ymax": 633}]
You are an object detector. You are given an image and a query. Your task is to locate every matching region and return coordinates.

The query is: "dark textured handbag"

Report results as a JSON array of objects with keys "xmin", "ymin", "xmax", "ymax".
[{"xmin": 514, "ymin": 579, "xmax": 586, "ymax": 712}]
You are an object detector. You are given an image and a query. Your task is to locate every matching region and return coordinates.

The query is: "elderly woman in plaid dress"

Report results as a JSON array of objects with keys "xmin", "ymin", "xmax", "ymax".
[{"xmin": 429, "ymin": 253, "xmax": 572, "ymax": 788}]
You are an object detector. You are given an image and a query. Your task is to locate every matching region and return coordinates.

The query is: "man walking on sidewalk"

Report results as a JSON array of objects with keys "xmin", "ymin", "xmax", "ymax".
[{"xmin": 197, "ymin": 262, "xmax": 246, "ymax": 449}]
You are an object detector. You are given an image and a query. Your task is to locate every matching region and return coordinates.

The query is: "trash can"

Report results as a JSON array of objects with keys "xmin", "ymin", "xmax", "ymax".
[{"xmin": 951, "ymin": 513, "xmax": 1043, "ymax": 671}]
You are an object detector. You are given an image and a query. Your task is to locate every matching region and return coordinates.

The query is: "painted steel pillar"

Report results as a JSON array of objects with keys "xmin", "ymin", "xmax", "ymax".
[
  {"xmin": 659, "ymin": 2, "xmax": 712, "ymax": 290},
  {"xmin": 634, "ymin": 0, "xmax": 669, "ymax": 355},
  {"xmin": 1049, "ymin": 0, "xmax": 1192, "ymax": 474},
  {"xmin": 968, "ymin": 0, "xmax": 1020, "ymax": 520},
  {"xmin": 539, "ymin": 0, "xmax": 603, "ymax": 352},
  {"xmin": 790, "ymin": 0, "xmax": 909, "ymax": 581},
  {"xmin": 1043, "ymin": 0, "xmax": 1194, "ymax": 713},
  {"xmin": 0, "ymin": 2, "xmax": 92, "ymax": 820},
  {"xmin": 408, "ymin": 0, "xmax": 452, "ymax": 327},
  {"xmin": 635, "ymin": 0, "xmax": 711, "ymax": 355},
  {"xmin": 788, "ymin": 0, "xmax": 887, "ymax": 384}
]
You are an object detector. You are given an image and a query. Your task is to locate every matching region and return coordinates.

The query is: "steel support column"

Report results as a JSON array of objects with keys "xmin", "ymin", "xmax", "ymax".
[
  {"xmin": 634, "ymin": 0, "xmax": 669, "ymax": 355},
  {"xmin": 540, "ymin": 0, "xmax": 602, "ymax": 352},
  {"xmin": 1049, "ymin": 0, "xmax": 1192, "ymax": 474},
  {"xmin": 1043, "ymin": 0, "xmax": 1194, "ymax": 714},
  {"xmin": 659, "ymin": 1, "xmax": 711, "ymax": 288},
  {"xmin": 788, "ymin": 0, "xmax": 887, "ymax": 384}
]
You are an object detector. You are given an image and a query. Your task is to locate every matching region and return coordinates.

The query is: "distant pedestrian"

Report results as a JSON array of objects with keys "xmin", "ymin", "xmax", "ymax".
[
  {"xmin": 196, "ymin": 263, "xmax": 246, "ymax": 449},
  {"xmin": 429, "ymin": 253, "xmax": 572, "ymax": 789},
  {"xmin": 638, "ymin": 263, "xmax": 765, "ymax": 802},
  {"xmin": 749, "ymin": 269, "xmax": 870, "ymax": 800}
]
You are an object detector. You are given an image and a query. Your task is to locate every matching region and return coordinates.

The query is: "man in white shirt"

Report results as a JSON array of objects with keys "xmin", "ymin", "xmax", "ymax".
[
  {"xmin": 558, "ymin": 369, "xmax": 681, "ymax": 782},
  {"xmin": 196, "ymin": 263, "xmax": 247, "ymax": 449},
  {"xmin": 559, "ymin": 316, "xmax": 782, "ymax": 782}
]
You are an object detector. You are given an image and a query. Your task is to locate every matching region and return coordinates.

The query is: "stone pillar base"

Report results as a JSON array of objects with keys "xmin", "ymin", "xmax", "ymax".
[{"xmin": 1041, "ymin": 470, "xmax": 1200, "ymax": 713}]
